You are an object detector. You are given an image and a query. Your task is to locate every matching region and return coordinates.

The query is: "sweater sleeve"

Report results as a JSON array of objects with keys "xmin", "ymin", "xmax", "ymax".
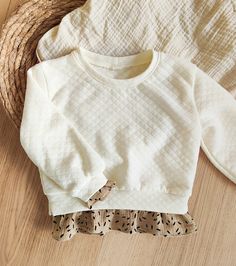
[
  {"xmin": 20, "ymin": 65, "xmax": 112, "ymax": 203},
  {"xmin": 193, "ymin": 65, "xmax": 236, "ymax": 184}
]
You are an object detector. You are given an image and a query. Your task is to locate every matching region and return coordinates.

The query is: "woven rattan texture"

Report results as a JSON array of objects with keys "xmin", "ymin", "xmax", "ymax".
[{"xmin": 0, "ymin": 0, "xmax": 86, "ymax": 129}]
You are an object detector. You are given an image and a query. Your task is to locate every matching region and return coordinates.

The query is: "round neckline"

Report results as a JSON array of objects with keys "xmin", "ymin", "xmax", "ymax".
[{"xmin": 71, "ymin": 47, "xmax": 161, "ymax": 87}]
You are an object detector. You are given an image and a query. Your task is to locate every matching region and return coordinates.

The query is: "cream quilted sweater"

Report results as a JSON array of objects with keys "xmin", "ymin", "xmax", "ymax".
[
  {"xmin": 26, "ymin": 0, "xmax": 236, "ymax": 216},
  {"xmin": 36, "ymin": 0, "xmax": 236, "ymax": 98},
  {"xmin": 20, "ymin": 47, "xmax": 236, "ymax": 216}
]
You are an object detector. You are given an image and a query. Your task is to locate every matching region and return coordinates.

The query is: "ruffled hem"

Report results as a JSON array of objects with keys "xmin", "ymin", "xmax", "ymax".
[{"xmin": 51, "ymin": 209, "xmax": 198, "ymax": 241}]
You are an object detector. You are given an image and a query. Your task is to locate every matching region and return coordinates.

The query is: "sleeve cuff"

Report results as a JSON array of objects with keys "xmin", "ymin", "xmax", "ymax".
[{"xmin": 70, "ymin": 173, "xmax": 108, "ymax": 202}]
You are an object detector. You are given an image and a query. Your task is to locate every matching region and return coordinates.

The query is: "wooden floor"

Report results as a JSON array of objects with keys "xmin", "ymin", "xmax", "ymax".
[{"xmin": 1, "ymin": 1, "xmax": 236, "ymax": 265}]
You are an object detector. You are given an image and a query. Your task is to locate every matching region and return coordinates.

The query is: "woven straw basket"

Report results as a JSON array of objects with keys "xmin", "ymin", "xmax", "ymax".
[{"xmin": 0, "ymin": 0, "xmax": 86, "ymax": 130}]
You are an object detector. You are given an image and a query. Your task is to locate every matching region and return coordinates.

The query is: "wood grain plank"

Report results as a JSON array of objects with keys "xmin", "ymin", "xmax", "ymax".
[
  {"xmin": 0, "ymin": 0, "xmax": 11, "ymax": 26},
  {"xmin": 5, "ymin": 0, "xmax": 24, "ymax": 19}
]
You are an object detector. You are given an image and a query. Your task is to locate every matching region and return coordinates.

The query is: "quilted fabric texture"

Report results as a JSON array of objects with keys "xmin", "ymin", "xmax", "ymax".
[
  {"xmin": 36, "ymin": 0, "xmax": 236, "ymax": 98},
  {"xmin": 19, "ymin": 48, "xmax": 236, "ymax": 216}
]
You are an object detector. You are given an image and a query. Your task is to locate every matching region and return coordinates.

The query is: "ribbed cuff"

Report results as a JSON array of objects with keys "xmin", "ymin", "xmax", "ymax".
[{"xmin": 70, "ymin": 173, "xmax": 108, "ymax": 202}]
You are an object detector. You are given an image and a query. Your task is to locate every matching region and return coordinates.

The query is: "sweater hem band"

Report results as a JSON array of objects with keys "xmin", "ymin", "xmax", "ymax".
[{"xmin": 46, "ymin": 189, "xmax": 190, "ymax": 216}]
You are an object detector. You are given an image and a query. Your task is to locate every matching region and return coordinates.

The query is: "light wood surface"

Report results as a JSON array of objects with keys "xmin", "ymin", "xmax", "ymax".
[{"xmin": 0, "ymin": 1, "xmax": 236, "ymax": 265}]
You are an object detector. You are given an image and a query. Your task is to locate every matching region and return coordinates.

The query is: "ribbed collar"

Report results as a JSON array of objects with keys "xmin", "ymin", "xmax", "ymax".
[{"xmin": 71, "ymin": 47, "xmax": 161, "ymax": 87}]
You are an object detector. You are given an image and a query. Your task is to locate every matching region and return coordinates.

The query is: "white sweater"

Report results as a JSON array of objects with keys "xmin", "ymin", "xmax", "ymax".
[
  {"xmin": 20, "ymin": 48, "xmax": 236, "ymax": 216},
  {"xmin": 36, "ymin": 0, "xmax": 236, "ymax": 99}
]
